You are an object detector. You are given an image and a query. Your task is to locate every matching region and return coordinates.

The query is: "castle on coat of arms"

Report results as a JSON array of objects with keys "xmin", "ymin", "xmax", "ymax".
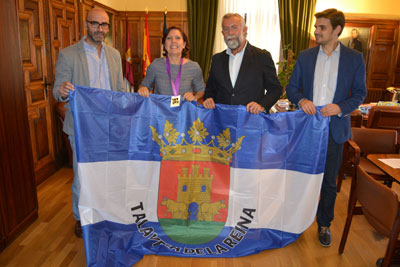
[
  {"xmin": 160, "ymin": 164, "xmax": 226, "ymax": 221},
  {"xmin": 151, "ymin": 118, "xmax": 245, "ymax": 222}
]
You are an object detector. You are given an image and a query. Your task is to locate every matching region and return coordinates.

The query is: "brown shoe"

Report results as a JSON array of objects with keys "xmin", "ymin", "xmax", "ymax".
[{"xmin": 75, "ymin": 220, "xmax": 83, "ymax": 238}]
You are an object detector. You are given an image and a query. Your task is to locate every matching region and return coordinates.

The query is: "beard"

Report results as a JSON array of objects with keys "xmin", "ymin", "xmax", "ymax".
[
  {"xmin": 87, "ymin": 30, "xmax": 106, "ymax": 44},
  {"xmin": 224, "ymin": 35, "xmax": 241, "ymax": 50}
]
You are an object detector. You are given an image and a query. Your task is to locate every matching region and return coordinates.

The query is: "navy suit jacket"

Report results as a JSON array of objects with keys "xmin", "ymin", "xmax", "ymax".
[
  {"xmin": 286, "ymin": 43, "xmax": 367, "ymax": 144},
  {"xmin": 204, "ymin": 43, "xmax": 282, "ymax": 111}
]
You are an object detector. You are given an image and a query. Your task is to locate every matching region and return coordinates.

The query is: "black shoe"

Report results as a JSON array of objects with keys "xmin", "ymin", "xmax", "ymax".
[
  {"xmin": 318, "ymin": 226, "xmax": 332, "ymax": 247},
  {"xmin": 75, "ymin": 220, "xmax": 83, "ymax": 238}
]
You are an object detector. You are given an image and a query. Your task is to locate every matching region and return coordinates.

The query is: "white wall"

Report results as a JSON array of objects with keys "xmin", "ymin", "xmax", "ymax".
[
  {"xmin": 316, "ymin": 0, "xmax": 400, "ymax": 19},
  {"xmin": 96, "ymin": 0, "xmax": 186, "ymax": 11},
  {"xmin": 97, "ymin": 0, "xmax": 400, "ymax": 18}
]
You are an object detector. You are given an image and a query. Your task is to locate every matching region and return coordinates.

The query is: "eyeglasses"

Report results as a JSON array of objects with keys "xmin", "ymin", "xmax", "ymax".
[
  {"xmin": 222, "ymin": 25, "xmax": 239, "ymax": 33},
  {"xmin": 87, "ymin": 20, "xmax": 110, "ymax": 29}
]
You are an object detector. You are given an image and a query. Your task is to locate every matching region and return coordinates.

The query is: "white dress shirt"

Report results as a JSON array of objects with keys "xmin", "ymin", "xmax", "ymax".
[
  {"xmin": 313, "ymin": 44, "xmax": 340, "ymax": 106},
  {"xmin": 226, "ymin": 41, "xmax": 248, "ymax": 88},
  {"xmin": 83, "ymin": 37, "xmax": 112, "ymax": 90}
]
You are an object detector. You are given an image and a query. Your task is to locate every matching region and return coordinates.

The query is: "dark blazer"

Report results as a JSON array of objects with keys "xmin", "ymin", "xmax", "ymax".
[
  {"xmin": 204, "ymin": 43, "xmax": 281, "ymax": 111},
  {"xmin": 286, "ymin": 43, "xmax": 367, "ymax": 144}
]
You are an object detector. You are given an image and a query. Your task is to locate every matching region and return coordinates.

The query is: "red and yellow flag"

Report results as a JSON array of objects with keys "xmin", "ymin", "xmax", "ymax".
[{"xmin": 142, "ymin": 13, "xmax": 151, "ymax": 77}]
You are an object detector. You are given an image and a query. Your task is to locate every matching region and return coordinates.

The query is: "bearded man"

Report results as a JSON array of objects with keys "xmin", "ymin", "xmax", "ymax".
[
  {"xmin": 53, "ymin": 7, "xmax": 124, "ymax": 238},
  {"xmin": 203, "ymin": 13, "xmax": 281, "ymax": 114}
]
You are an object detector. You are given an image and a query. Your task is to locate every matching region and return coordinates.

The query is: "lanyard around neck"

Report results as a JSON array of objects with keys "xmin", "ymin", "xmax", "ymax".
[{"xmin": 166, "ymin": 57, "xmax": 183, "ymax": 96}]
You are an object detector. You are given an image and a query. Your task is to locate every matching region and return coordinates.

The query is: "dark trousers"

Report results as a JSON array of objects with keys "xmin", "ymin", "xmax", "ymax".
[{"xmin": 316, "ymin": 133, "xmax": 343, "ymax": 228}]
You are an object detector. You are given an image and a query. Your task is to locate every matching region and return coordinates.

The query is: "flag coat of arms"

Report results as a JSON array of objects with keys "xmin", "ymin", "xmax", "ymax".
[{"xmin": 70, "ymin": 86, "xmax": 329, "ymax": 266}]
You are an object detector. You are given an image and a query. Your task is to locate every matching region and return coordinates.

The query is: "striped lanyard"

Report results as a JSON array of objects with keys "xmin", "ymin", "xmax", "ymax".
[{"xmin": 166, "ymin": 57, "xmax": 183, "ymax": 96}]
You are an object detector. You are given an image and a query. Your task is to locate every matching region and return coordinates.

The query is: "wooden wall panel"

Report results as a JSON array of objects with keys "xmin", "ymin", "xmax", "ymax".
[
  {"xmin": 370, "ymin": 43, "xmax": 395, "ymax": 74},
  {"xmin": 48, "ymin": 0, "xmax": 79, "ymax": 76},
  {"xmin": 335, "ymin": 17, "xmax": 400, "ymax": 102},
  {"xmin": 393, "ymin": 24, "xmax": 400, "ymax": 88}
]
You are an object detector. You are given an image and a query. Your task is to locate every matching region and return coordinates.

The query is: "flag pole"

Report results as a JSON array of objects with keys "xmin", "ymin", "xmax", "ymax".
[
  {"xmin": 124, "ymin": 12, "xmax": 135, "ymax": 92},
  {"xmin": 161, "ymin": 7, "xmax": 168, "ymax": 57}
]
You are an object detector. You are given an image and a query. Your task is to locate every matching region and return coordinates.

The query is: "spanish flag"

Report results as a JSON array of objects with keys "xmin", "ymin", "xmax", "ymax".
[{"xmin": 142, "ymin": 13, "xmax": 151, "ymax": 77}]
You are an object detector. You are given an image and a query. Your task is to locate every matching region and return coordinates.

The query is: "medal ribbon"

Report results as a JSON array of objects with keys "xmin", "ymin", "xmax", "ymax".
[{"xmin": 166, "ymin": 57, "xmax": 183, "ymax": 96}]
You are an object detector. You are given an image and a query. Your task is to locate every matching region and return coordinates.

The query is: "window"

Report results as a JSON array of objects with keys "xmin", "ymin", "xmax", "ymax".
[{"xmin": 213, "ymin": 0, "xmax": 281, "ymax": 66}]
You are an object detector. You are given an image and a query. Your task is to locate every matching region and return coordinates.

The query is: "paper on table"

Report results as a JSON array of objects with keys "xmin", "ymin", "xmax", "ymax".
[{"xmin": 379, "ymin": 158, "xmax": 400, "ymax": 169}]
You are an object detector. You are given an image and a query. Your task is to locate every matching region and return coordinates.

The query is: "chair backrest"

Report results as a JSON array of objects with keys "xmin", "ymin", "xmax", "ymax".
[
  {"xmin": 356, "ymin": 166, "xmax": 399, "ymax": 237},
  {"xmin": 55, "ymin": 102, "xmax": 66, "ymax": 122},
  {"xmin": 366, "ymin": 106, "xmax": 400, "ymax": 144},
  {"xmin": 364, "ymin": 88, "xmax": 384, "ymax": 103},
  {"xmin": 351, "ymin": 127, "xmax": 398, "ymax": 155},
  {"xmin": 366, "ymin": 105, "xmax": 400, "ymax": 130},
  {"xmin": 350, "ymin": 110, "xmax": 363, "ymax": 128},
  {"xmin": 365, "ymin": 88, "xmax": 393, "ymax": 103}
]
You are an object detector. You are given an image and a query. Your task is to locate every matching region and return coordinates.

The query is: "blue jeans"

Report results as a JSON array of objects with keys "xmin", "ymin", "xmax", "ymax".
[
  {"xmin": 316, "ymin": 133, "xmax": 343, "ymax": 228},
  {"xmin": 69, "ymin": 135, "xmax": 80, "ymax": 221}
]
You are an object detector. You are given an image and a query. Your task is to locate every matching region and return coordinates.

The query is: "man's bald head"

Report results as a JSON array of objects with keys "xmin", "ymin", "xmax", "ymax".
[{"xmin": 86, "ymin": 8, "xmax": 109, "ymax": 22}]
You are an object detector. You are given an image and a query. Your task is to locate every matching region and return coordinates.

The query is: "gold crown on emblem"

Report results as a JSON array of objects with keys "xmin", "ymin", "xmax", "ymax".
[{"xmin": 150, "ymin": 118, "xmax": 245, "ymax": 165}]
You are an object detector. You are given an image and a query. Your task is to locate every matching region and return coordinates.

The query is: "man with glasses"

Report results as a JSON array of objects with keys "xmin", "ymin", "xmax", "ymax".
[
  {"xmin": 203, "ymin": 13, "xmax": 281, "ymax": 114},
  {"xmin": 53, "ymin": 7, "xmax": 124, "ymax": 238}
]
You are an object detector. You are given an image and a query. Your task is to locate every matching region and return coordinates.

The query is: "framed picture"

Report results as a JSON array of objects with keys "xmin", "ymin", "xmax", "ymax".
[{"xmin": 339, "ymin": 24, "xmax": 373, "ymax": 63}]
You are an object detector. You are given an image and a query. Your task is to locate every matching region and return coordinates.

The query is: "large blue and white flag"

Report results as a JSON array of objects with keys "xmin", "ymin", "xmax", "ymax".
[{"xmin": 70, "ymin": 86, "xmax": 329, "ymax": 266}]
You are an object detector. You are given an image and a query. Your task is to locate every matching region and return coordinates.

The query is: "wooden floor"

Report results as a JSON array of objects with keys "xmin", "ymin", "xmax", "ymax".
[{"xmin": 0, "ymin": 166, "xmax": 397, "ymax": 266}]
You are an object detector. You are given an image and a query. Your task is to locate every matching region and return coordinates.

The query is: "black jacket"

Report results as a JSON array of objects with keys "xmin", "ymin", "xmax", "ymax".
[{"xmin": 204, "ymin": 43, "xmax": 282, "ymax": 111}]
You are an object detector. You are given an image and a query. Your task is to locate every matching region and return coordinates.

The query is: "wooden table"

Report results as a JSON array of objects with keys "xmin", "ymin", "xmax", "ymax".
[{"xmin": 367, "ymin": 154, "xmax": 400, "ymax": 182}]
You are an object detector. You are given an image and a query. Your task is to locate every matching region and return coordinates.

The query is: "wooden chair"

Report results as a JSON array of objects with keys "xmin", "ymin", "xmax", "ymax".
[
  {"xmin": 364, "ymin": 88, "xmax": 383, "ymax": 103},
  {"xmin": 337, "ymin": 128, "xmax": 398, "ymax": 193},
  {"xmin": 350, "ymin": 109, "xmax": 363, "ymax": 128},
  {"xmin": 364, "ymin": 88, "xmax": 392, "ymax": 103},
  {"xmin": 336, "ymin": 110, "xmax": 364, "ymax": 192},
  {"xmin": 365, "ymin": 105, "xmax": 400, "ymax": 144},
  {"xmin": 339, "ymin": 166, "xmax": 400, "ymax": 267}
]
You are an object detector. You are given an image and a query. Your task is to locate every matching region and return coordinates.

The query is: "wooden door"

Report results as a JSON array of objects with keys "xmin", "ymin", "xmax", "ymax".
[
  {"xmin": 47, "ymin": 0, "xmax": 79, "ymax": 77},
  {"xmin": 367, "ymin": 23, "xmax": 399, "ymax": 89},
  {"xmin": 17, "ymin": 0, "xmax": 57, "ymax": 185},
  {"xmin": 47, "ymin": 0, "xmax": 79, "ymax": 169},
  {"xmin": 1, "ymin": 0, "xmax": 38, "ymax": 251}
]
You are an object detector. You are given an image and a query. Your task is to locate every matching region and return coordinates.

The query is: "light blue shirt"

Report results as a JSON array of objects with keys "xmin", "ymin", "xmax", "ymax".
[
  {"xmin": 313, "ymin": 44, "xmax": 340, "ymax": 106},
  {"xmin": 226, "ymin": 41, "xmax": 248, "ymax": 87},
  {"xmin": 83, "ymin": 37, "xmax": 111, "ymax": 90}
]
